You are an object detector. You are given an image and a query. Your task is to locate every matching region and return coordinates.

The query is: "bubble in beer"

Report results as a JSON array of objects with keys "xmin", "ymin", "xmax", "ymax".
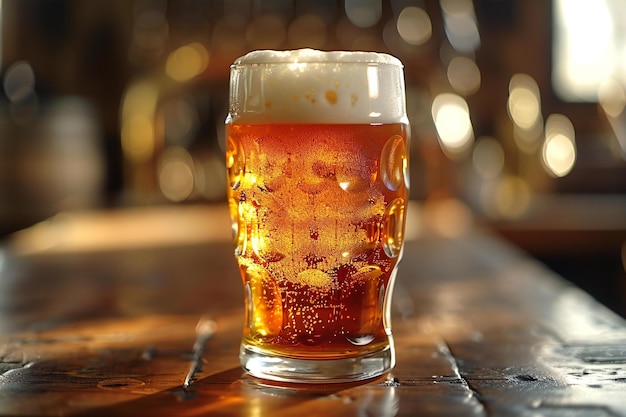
[
  {"xmin": 380, "ymin": 135, "xmax": 408, "ymax": 191},
  {"xmin": 244, "ymin": 281, "xmax": 253, "ymax": 327},
  {"xmin": 226, "ymin": 137, "xmax": 245, "ymax": 190},
  {"xmin": 382, "ymin": 198, "xmax": 406, "ymax": 258}
]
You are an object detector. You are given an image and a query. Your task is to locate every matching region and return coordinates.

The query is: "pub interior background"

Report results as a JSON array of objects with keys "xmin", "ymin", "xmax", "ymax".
[{"xmin": 0, "ymin": 0, "xmax": 625, "ymax": 317}]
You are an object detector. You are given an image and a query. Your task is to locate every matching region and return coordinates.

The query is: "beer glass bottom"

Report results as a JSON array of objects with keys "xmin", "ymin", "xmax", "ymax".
[{"xmin": 240, "ymin": 342, "xmax": 395, "ymax": 383}]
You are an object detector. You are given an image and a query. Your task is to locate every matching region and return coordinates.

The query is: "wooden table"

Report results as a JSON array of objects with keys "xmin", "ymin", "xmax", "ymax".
[{"xmin": 1, "ymin": 203, "xmax": 625, "ymax": 416}]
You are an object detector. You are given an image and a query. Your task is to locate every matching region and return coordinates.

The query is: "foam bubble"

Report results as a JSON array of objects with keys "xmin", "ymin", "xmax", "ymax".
[{"xmin": 228, "ymin": 49, "xmax": 407, "ymax": 125}]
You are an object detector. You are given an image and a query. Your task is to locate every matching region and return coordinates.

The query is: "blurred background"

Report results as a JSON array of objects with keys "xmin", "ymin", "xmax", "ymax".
[{"xmin": 0, "ymin": 0, "xmax": 625, "ymax": 316}]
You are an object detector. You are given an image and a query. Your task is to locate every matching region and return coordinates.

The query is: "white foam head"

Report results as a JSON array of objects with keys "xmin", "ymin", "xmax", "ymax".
[{"xmin": 228, "ymin": 49, "xmax": 407, "ymax": 125}]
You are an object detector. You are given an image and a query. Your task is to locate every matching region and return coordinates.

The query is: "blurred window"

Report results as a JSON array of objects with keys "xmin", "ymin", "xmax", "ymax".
[{"xmin": 552, "ymin": 0, "xmax": 626, "ymax": 102}]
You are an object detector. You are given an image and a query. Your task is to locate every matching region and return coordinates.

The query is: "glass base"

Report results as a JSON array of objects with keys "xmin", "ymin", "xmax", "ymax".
[{"xmin": 240, "ymin": 343, "xmax": 395, "ymax": 384}]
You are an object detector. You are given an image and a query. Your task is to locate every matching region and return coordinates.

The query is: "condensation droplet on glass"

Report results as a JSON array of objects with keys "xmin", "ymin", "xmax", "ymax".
[
  {"xmin": 352, "ymin": 265, "xmax": 383, "ymax": 282},
  {"xmin": 234, "ymin": 203, "xmax": 247, "ymax": 256},
  {"xmin": 336, "ymin": 165, "xmax": 369, "ymax": 192},
  {"xmin": 364, "ymin": 217, "xmax": 382, "ymax": 248},
  {"xmin": 244, "ymin": 281, "xmax": 254, "ymax": 329},
  {"xmin": 382, "ymin": 198, "xmax": 406, "ymax": 257},
  {"xmin": 380, "ymin": 135, "xmax": 407, "ymax": 191},
  {"xmin": 226, "ymin": 137, "xmax": 245, "ymax": 190}
]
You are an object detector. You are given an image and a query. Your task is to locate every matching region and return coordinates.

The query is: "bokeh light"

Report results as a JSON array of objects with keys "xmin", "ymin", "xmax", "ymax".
[
  {"xmin": 552, "ymin": 0, "xmax": 616, "ymax": 101},
  {"xmin": 3, "ymin": 61, "xmax": 35, "ymax": 103},
  {"xmin": 472, "ymin": 137, "xmax": 505, "ymax": 179},
  {"xmin": 158, "ymin": 146, "xmax": 195, "ymax": 202},
  {"xmin": 121, "ymin": 80, "xmax": 159, "ymax": 163},
  {"xmin": 165, "ymin": 42, "xmax": 209, "ymax": 82},
  {"xmin": 424, "ymin": 198, "xmax": 473, "ymax": 238},
  {"xmin": 598, "ymin": 78, "xmax": 626, "ymax": 157},
  {"xmin": 161, "ymin": 97, "xmax": 198, "ymax": 147},
  {"xmin": 440, "ymin": 0, "xmax": 480, "ymax": 53},
  {"xmin": 345, "ymin": 0, "xmax": 382, "ymax": 28},
  {"xmin": 508, "ymin": 74, "xmax": 541, "ymax": 130},
  {"xmin": 508, "ymin": 74, "xmax": 543, "ymax": 152},
  {"xmin": 122, "ymin": 115, "xmax": 154, "ymax": 163},
  {"xmin": 542, "ymin": 114, "xmax": 576, "ymax": 177},
  {"xmin": 481, "ymin": 175, "xmax": 532, "ymax": 220},
  {"xmin": 598, "ymin": 78, "xmax": 626, "ymax": 118},
  {"xmin": 431, "ymin": 93, "xmax": 474, "ymax": 156},
  {"xmin": 193, "ymin": 151, "xmax": 226, "ymax": 201},
  {"xmin": 396, "ymin": 6, "xmax": 432, "ymax": 46},
  {"xmin": 447, "ymin": 56, "xmax": 481, "ymax": 95},
  {"xmin": 495, "ymin": 176, "xmax": 531, "ymax": 219}
]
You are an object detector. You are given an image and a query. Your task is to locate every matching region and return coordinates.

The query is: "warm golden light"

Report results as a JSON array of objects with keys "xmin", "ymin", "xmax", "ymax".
[
  {"xmin": 492, "ymin": 176, "xmax": 532, "ymax": 220},
  {"xmin": 542, "ymin": 114, "xmax": 576, "ymax": 177},
  {"xmin": 193, "ymin": 152, "xmax": 226, "ymax": 201},
  {"xmin": 423, "ymin": 198, "xmax": 473, "ymax": 238},
  {"xmin": 120, "ymin": 80, "xmax": 159, "ymax": 163},
  {"xmin": 165, "ymin": 42, "xmax": 209, "ymax": 82},
  {"xmin": 432, "ymin": 93, "xmax": 474, "ymax": 156},
  {"xmin": 122, "ymin": 114, "xmax": 155, "ymax": 162},
  {"xmin": 396, "ymin": 6, "xmax": 432, "ymax": 46}
]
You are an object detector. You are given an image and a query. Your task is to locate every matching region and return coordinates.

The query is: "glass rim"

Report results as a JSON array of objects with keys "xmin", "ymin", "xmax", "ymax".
[{"xmin": 231, "ymin": 49, "xmax": 404, "ymax": 68}]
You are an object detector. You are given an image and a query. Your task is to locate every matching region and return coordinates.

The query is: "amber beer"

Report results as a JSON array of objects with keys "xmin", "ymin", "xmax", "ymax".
[{"xmin": 226, "ymin": 50, "xmax": 409, "ymax": 382}]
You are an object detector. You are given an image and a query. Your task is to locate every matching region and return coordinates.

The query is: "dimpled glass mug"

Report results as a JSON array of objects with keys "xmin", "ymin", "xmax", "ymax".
[{"xmin": 226, "ymin": 49, "xmax": 409, "ymax": 383}]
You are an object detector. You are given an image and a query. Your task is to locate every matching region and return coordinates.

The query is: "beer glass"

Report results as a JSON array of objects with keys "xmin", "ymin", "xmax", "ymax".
[{"xmin": 226, "ymin": 49, "xmax": 409, "ymax": 383}]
